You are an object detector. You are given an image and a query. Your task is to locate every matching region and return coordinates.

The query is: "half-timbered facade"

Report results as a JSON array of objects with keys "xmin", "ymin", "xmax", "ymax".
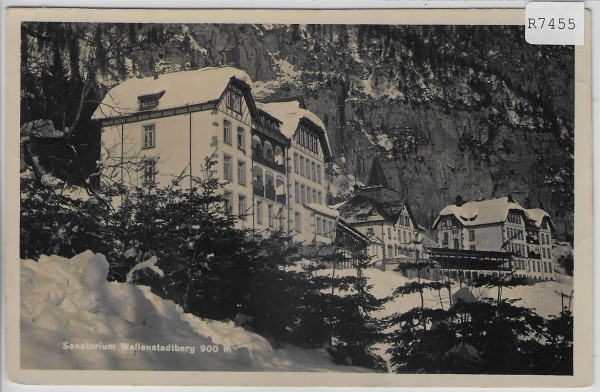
[{"xmin": 336, "ymin": 158, "xmax": 423, "ymax": 266}]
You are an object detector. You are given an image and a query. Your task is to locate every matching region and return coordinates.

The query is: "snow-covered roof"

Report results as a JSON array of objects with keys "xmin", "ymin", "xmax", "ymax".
[
  {"xmin": 524, "ymin": 208, "xmax": 553, "ymax": 229},
  {"xmin": 92, "ymin": 66, "xmax": 253, "ymax": 120},
  {"xmin": 337, "ymin": 193, "xmax": 409, "ymax": 225},
  {"xmin": 434, "ymin": 196, "xmax": 528, "ymax": 228},
  {"xmin": 256, "ymin": 101, "xmax": 332, "ymax": 157},
  {"xmin": 306, "ymin": 202, "xmax": 339, "ymax": 218}
]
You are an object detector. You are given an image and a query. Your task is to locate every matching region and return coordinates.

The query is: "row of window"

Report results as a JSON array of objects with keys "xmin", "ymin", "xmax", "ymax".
[
  {"xmin": 255, "ymin": 200, "xmax": 285, "ymax": 229},
  {"xmin": 293, "ymin": 153, "xmax": 322, "ymax": 184},
  {"xmin": 398, "ymin": 215, "xmax": 411, "ymax": 227},
  {"xmin": 507, "ymin": 212, "xmax": 522, "ymax": 224},
  {"xmin": 316, "ymin": 217, "xmax": 335, "ymax": 238},
  {"xmin": 226, "ymin": 87, "xmax": 243, "ymax": 114},
  {"xmin": 531, "ymin": 260, "xmax": 553, "ymax": 274},
  {"xmin": 439, "ymin": 218, "xmax": 455, "ymax": 229},
  {"xmin": 296, "ymin": 126, "xmax": 319, "ymax": 153},
  {"xmin": 540, "ymin": 233, "xmax": 551, "ymax": 245},
  {"xmin": 223, "ymin": 191, "xmax": 249, "ymax": 221},
  {"xmin": 441, "ymin": 232, "xmax": 460, "ymax": 249},
  {"xmin": 507, "ymin": 227, "xmax": 524, "ymax": 241},
  {"xmin": 223, "ymin": 155, "xmax": 247, "ymax": 185},
  {"xmin": 510, "ymin": 242, "xmax": 526, "ymax": 256},
  {"xmin": 294, "ymin": 182, "xmax": 323, "ymax": 205},
  {"xmin": 223, "ymin": 120, "xmax": 246, "ymax": 151}
]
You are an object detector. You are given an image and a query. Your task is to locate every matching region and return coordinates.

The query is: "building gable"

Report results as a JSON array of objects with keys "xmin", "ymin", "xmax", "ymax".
[{"xmin": 216, "ymin": 79, "xmax": 256, "ymax": 126}]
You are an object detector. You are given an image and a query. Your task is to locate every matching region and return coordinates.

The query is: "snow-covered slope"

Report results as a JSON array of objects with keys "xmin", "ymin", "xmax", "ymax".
[{"xmin": 20, "ymin": 251, "xmax": 371, "ymax": 372}]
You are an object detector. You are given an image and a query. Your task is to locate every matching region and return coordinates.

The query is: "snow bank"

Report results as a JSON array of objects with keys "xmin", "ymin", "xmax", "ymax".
[{"xmin": 21, "ymin": 251, "xmax": 369, "ymax": 372}]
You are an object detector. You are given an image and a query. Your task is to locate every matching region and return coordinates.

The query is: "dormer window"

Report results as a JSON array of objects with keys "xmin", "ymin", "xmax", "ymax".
[{"xmin": 138, "ymin": 91, "xmax": 165, "ymax": 111}]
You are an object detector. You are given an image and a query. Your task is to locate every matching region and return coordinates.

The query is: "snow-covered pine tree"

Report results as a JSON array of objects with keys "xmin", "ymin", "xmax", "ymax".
[{"xmin": 320, "ymin": 247, "xmax": 389, "ymax": 372}]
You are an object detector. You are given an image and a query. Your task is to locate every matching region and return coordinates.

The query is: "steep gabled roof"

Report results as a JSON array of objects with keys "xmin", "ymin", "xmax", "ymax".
[
  {"xmin": 524, "ymin": 208, "xmax": 555, "ymax": 231},
  {"xmin": 92, "ymin": 66, "xmax": 254, "ymax": 120},
  {"xmin": 433, "ymin": 196, "xmax": 535, "ymax": 228},
  {"xmin": 336, "ymin": 193, "xmax": 410, "ymax": 225},
  {"xmin": 366, "ymin": 157, "xmax": 391, "ymax": 188},
  {"xmin": 256, "ymin": 100, "xmax": 332, "ymax": 159}
]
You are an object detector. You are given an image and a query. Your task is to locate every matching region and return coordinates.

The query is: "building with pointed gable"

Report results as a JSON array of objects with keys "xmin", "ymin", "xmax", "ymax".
[
  {"xmin": 335, "ymin": 157, "xmax": 425, "ymax": 266},
  {"xmin": 92, "ymin": 66, "xmax": 367, "ymax": 250},
  {"xmin": 432, "ymin": 195, "xmax": 555, "ymax": 280}
]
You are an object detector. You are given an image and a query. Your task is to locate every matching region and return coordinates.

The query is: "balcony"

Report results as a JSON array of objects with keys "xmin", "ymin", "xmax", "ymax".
[
  {"xmin": 276, "ymin": 194, "xmax": 286, "ymax": 204},
  {"xmin": 253, "ymin": 153, "xmax": 285, "ymax": 174},
  {"xmin": 265, "ymin": 185, "xmax": 276, "ymax": 201},
  {"xmin": 253, "ymin": 181, "xmax": 264, "ymax": 197}
]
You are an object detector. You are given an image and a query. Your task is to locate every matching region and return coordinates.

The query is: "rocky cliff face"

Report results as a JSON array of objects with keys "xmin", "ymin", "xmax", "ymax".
[{"xmin": 21, "ymin": 23, "xmax": 574, "ymax": 239}]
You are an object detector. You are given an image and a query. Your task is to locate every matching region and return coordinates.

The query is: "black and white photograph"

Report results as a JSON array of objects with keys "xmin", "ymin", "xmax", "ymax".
[{"xmin": 4, "ymin": 7, "xmax": 593, "ymax": 388}]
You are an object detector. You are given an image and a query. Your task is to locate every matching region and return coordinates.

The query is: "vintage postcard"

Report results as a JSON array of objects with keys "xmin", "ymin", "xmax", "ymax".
[{"xmin": 4, "ymin": 7, "xmax": 593, "ymax": 388}]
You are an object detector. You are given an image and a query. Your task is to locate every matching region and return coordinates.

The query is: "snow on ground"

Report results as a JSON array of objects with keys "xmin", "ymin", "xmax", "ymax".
[
  {"xmin": 20, "ymin": 251, "xmax": 372, "ymax": 372},
  {"xmin": 314, "ymin": 264, "xmax": 573, "ymax": 370},
  {"xmin": 324, "ymin": 266, "xmax": 574, "ymax": 319}
]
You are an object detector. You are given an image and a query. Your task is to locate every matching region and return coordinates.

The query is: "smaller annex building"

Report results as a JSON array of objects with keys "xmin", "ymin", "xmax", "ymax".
[
  {"xmin": 432, "ymin": 195, "xmax": 555, "ymax": 281},
  {"xmin": 335, "ymin": 157, "xmax": 426, "ymax": 267}
]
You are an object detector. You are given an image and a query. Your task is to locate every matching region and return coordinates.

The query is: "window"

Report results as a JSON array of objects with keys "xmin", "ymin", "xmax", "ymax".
[
  {"xmin": 311, "ymin": 162, "xmax": 316, "ymax": 182},
  {"xmin": 442, "ymin": 232, "xmax": 448, "ymax": 245},
  {"xmin": 312, "ymin": 189, "xmax": 317, "ymax": 204},
  {"xmin": 227, "ymin": 87, "xmax": 242, "ymax": 113},
  {"xmin": 143, "ymin": 124, "xmax": 155, "ymax": 148},
  {"xmin": 305, "ymin": 159, "xmax": 311, "ymax": 180},
  {"xmin": 453, "ymin": 238, "xmax": 460, "ymax": 249},
  {"xmin": 295, "ymin": 182, "xmax": 300, "ymax": 204},
  {"xmin": 470, "ymin": 245, "xmax": 476, "ymax": 251},
  {"xmin": 237, "ymin": 127, "xmax": 245, "ymax": 151},
  {"xmin": 317, "ymin": 217, "xmax": 323, "ymax": 235},
  {"xmin": 223, "ymin": 155, "xmax": 232, "ymax": 180},
  {"xmin": 317, "ymin": 191, "xmax": 322, "ymax": 205},
  {"xmin": 367, "ymin": 227, "xmax": 374, "ymax": 236},
  {"xmin": 469, "ymin": 230, "xmax": 475, "ymax": 241},
  {"xmin": 256, "ymin": 200, "xmax": 263, "ymax": 225},
  {"xmin": 317, "ymin": 165, "xmax": 322, "ymax": 184},
  {"xmin": 224, "ymin": 191, "xmax": 233, "ymax": 214},
  {"xmin": 300, "ymin": 157, "xmax": 305, "ymax": 176},
  {"xmin": 140, "ymin": 97, "xmax": 159, "ymax": 110},
  {"xmin": 388, "ymin": 228, "xmax": 391, "ymax": 239},
  {"xmin": 295, "ymin": 212, "xmax": 301, "ymax": 232},
  {"xmin": 268, "ymin": 205, "xmax": 274, "ymax": 227},
  {"xmin": 294, "ymin": 153, "xmax": 299, "ymax": 173},
  {"xmin": 544, "ymin": 262, "xmax": 548, "ymax": 273},
  {"xmin": 277, "ymin": 207, "xmax": 285, "ymax": 229},
  {"xmin": 142, "ymin": 159, "xmax": 156, "ymax": 184},
  {"xmin": 238, "ymin": 195, "xmax": 247, "ymax": 220},
  {"xmin": 542, "ymin": 248, "xmax": 546, "ymax": 258},
  {"xmin": 301, "ymin": 185, "xmax": 306, "ymax": 205},
  {"xmin": 403, "ymin": 231, "xmax": 407, "ymax": 243},
  {"xmin": 237, "ymin": 160, "xmax": 246, "ymax": 185},
  {"xmin": 549, "ymin": 264, "xmax": 553, "ymax": 273},
  {"xmin": 223, "ymin": 120, "xmax": 232, "ymax": 145}
]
